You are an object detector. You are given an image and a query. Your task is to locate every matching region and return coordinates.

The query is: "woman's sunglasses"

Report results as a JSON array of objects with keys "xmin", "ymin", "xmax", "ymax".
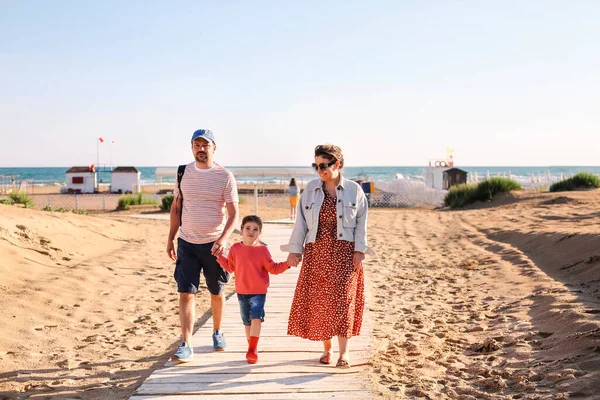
[{"xmin": 311, "ymin": 160, "xmax": 336, "ymax": 171}]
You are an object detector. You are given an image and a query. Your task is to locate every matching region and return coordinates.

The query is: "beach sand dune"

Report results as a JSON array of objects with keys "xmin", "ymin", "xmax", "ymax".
[
  {"xmin": 0, "ymin": 205, "xmax": 215, "ymax": 399},
  {"xmin": 367, "ymin": 190, "xmax": 600, "ymax": 399}
]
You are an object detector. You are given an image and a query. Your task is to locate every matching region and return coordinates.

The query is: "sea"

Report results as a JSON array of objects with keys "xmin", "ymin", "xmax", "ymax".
[{"xmin": 1, "ymin": 166, "xmax": 599, "ymax": 188}]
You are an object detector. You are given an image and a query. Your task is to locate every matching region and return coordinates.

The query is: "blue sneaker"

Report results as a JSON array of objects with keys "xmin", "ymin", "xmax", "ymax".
[
  {"xmin": 171, "ymin": 342, "xmax": 193, "ymax": 362},
  {"xmin": 213, "ymin": 330, "xmax": 226, "ymax": 351}
]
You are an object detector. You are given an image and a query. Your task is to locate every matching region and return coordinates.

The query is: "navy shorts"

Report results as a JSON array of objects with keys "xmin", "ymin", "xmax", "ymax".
[
  {"xmin": 174, "ymin": 238, "xmax": 230, "ymax": 295},
  {"xmin": 237, "ymin": 294, "xmax": 266, "ymax": 326}
]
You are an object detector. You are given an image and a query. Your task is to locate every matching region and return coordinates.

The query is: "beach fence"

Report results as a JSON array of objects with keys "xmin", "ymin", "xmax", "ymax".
[
  {"xmin": 239, "ymin": 180, "xmax": 447, "ymax": 219},
  {"xmin": 29, "ymin": 194, "xmax": 123, "ymax": 211}
]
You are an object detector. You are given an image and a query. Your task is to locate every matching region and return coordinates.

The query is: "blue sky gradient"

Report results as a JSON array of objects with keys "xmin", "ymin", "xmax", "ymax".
[{"xmin": 1, "ymin": 1, "xmax": 598, "ymax": 167}]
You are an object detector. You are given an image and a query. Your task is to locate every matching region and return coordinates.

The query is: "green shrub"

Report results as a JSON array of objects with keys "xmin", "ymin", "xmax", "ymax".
[
  {"xmin": 136, "ymin": 193, "xmax": 159, "ymax": 206},
  {"xmin": 72, "ymin": 209, "xmax": 88, "ymax": 215},
  {"xmin": 117, "ymin": 193, "xmax": 159, "ymax": 210},
  {"xmin": 56, "ymin": 207, "xmax": 66, "ymax": 212},
  {"xmin": 474, "ymin": 177, "xmax": 522, "ymax": 202},
  {"xmin": 444, "ymin": 177, "xmax": 522, "ymax": 209},
  {"xmin": 549, "ymin": 172, "xmax": 600, "ymax": 192},
  {"xmin": 8, "ymin": 192, "xmax": 34, "ymax": 208},
  {"xmin": 0, "ymin": 197, "xmax": 13, "ymax": 205},
  {"xmin": 117, "ymin": 195, "xmax": 137, "ymax": 210},
  {"xmin": 444, "ymin": 184, "xmax": 477, "ymax": 208},
  {"xmin": 161, "ymin": 194, "xmax": 174, "ymax": 211},
  {"xmin": 42, "ymin": 205, "xmax": 53, "ymax": 211}
]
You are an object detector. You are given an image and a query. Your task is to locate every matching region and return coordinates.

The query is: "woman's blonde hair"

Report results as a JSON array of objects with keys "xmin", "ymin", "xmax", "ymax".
[{"xmin": 314, "ymin": 144, "xmax": 344, "ymax": 168}]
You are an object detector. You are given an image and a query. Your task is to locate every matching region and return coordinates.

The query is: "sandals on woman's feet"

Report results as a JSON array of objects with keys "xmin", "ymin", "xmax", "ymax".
[
  {"xmin": 319, "ymin": 351, "xmax": 332, "ymax": 365},
  {"xmin": 336, "ymin": 356, "xmax": 351, "ymax": 368}
]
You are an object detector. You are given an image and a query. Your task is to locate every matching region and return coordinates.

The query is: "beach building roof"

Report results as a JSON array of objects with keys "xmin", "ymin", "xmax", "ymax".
[
  {"xmin": 443, "ymin": 167, "xmax": 467, "ymax": 174},
  {"xmin": 112, "ymin": 166, "xmax": 139, "ymax": 173},
  {"xmin": 66, "ymin": 166, "xmax": 94, "ymax": 173}
]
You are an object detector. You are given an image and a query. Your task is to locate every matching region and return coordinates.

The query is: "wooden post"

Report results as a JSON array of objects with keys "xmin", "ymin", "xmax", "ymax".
[{"xmin": 254, "ymin": 184, "xmax": 258, "ymax": 216}]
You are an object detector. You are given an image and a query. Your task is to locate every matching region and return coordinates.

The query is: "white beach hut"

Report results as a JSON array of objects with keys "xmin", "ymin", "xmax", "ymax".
[
  {"xmin": 111, "ymin": 166, "xmax": 141, "ymax": 193},
  {"xmin": 65, "ymin": 166, "xmax": 96, "ymax": 193}
]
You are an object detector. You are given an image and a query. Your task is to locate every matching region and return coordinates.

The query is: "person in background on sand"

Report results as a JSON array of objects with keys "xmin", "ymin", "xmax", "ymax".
[
  {"xmin": 283, "ymin": 144, "xmax": 374, "ymax": 368},
  {"xmin": 166, "ymin": 129, "xmax": 239, "ymax": 362},
  {"xmin": 217, "ymin": 215, "xmax": 297, "ymax": 364},
  {"xmin": 288, "ymin": 177, "xmax": 300, "ymax": 220}
]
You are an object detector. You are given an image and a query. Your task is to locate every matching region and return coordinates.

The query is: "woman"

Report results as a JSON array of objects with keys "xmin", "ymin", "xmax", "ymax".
[
  {"xmin": 283, "ymin": 144, "xmax": 373, "ymax": 368},
  {"xmin": 288, "ymin": 177, "xmax": 300, "ymax": 220}
]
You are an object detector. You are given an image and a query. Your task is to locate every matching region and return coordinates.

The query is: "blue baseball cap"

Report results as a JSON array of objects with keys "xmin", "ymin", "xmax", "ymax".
[{"xmin": 191, "ymin": 129, "xmax": 215, "ymax": 144}]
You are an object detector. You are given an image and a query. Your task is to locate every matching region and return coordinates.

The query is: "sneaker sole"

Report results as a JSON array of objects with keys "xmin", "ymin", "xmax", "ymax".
[
  {"xmin": 171, "ymin": 355, "xmax": 194, "ymax": 362},
  {"xmin": 214, "ymin": 347, "xmax": 225, "ymax": 352}
]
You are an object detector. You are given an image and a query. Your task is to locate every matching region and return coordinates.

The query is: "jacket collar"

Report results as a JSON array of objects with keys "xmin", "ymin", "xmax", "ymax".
[{"xmin": 308, "ymin": 175, "xmax": 347, "ymax": 191}]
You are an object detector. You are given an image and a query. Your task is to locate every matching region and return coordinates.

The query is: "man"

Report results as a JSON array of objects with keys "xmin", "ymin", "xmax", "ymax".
[{"xmin": 166, "ymin": 129, "xmax": 239, "ymax": 362}]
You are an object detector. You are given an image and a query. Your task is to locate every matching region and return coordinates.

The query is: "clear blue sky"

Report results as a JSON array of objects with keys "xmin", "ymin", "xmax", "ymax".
[{"xmin": 1, "ymin": 1, "xmax": 598, "ymax": 167}]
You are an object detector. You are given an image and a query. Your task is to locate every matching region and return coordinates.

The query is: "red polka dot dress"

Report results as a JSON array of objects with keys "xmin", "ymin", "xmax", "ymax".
[{"xmin": 287, "ymin": 187, "xmax": 365, "ymax": 340}]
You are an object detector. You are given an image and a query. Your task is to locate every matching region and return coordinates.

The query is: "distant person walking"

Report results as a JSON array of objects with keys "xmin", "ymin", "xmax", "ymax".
[
  {"xmin": 288, "ymin": 177, "xmax": 300, "ymax": 220},
  {"xmin": 166, "ymin": 129, "xmax": 239, "ymax": 362},
  {"xmin": 284, "ymin": 144, "xmax": 373, "ymax": 368}
]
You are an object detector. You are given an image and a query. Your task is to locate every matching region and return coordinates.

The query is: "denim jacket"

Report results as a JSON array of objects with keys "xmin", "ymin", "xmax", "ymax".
[{"xmin": 281, "ymin": 176, "xmax": 375, "ymax": 256}]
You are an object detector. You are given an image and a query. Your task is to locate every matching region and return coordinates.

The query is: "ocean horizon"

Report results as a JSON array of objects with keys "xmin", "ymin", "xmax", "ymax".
[{"xmin": 1, "ymin": 166, "xmax": 600, "ymax": 187}]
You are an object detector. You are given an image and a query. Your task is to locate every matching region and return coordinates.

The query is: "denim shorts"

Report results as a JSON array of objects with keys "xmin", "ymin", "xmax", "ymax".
[
  {"xmin": 237, "ymin": 294, "xmax": 266, "ymax": 326},
  {"xmin": 174, "ymin": 238, "xmax": 230, "ymax": 295}
]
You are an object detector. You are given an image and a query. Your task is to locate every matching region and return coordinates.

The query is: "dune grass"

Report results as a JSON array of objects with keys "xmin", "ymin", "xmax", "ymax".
[
  {"xmin": 444, "ymin": 177, "xmax": 522, "ymax": 209},
  {"xmin": 549, "ymin": 172, "xmax": 600, "ymax": 192},
  {"xmin": 0, "ymin": 193, "xmax": 34, "ymax": 208},
  {"xmin": 117, "ymin": 193, "xmax": 159, "ymax": 210}
]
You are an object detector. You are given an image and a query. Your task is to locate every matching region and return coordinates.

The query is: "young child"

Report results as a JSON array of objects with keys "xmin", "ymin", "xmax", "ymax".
[{"xmin": 217, "ymin": 215, "xmax": 294, "ymax": 364}]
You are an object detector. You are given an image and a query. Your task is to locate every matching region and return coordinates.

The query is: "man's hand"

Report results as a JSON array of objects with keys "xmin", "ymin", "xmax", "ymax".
[
  {"xmin": 211, "ymin": 238, "xmax": 227, "ymax": 257},
  {"xmin": 353, "ymin": 251, "xmax": 365, "ymax": 271},
  {"xmin": 167, "ymin": 240, "xmax": 177, "ymax": 261},
  {"xmin": 287, "ymin": 253, "xmax": 302, "ymax": 267}
]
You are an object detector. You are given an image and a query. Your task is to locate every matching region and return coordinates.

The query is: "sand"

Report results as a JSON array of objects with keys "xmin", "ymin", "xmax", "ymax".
[
  {"xmin": 1, "ymin": 189, "xmax": 600, "ymax": 399},
  {"xmin": 366, "ymin": 190, "xmax": 600, "ymax": 399}
]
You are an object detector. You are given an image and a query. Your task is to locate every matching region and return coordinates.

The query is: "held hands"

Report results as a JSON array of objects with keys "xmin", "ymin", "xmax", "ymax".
[
  {"xmin": 287, "ymin": 253, "xmax": 302, "ymax": 267},
  {"xmin": 166, "ymin": 240, "xmax": 177, "ymax": 261},
  {"xmin": 211, "ymin": 238, "xmax": 227, "ymax": 257},
  {"xmin": 353, "ymin": 251, "xmax": 365, "ymax": 271}
]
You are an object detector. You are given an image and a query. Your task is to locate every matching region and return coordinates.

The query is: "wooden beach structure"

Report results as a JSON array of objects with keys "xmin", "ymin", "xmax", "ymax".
[{"xmin": 130, "ymin": 224, "xmax": 373, "ymax": 399}]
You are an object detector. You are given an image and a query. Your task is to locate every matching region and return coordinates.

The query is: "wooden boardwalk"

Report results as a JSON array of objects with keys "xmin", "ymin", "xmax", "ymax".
[{"xmin": 131, "ymin": 224, "xmax": 373, "ymax": 399}]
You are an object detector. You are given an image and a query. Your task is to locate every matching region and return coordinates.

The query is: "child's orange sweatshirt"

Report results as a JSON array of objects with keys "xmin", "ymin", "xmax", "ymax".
[{"xmin": 217, "ymin": 242, "xmax": 289, "ymax": 294}]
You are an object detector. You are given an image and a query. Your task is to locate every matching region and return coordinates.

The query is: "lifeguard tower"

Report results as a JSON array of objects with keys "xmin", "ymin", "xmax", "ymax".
[{"xmin": 423, "ymin": 149, "xmax": 456, "ymax": 190}]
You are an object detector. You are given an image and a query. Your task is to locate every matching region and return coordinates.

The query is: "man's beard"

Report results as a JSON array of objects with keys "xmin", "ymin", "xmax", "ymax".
[{"xmin": 195, "ymin": 152, "xmax": 208, "ymax": 163}]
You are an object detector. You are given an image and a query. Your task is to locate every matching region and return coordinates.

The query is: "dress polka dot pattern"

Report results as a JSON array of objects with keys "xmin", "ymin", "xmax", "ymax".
[{"xmin": 287, "ymin": 187, "xmax": 364, "ymax": 340}]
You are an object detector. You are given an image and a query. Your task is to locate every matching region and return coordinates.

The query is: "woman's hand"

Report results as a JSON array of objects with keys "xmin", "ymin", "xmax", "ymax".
[
  {"xmin": 287, "ymin": 253, "xmax": 302, "ymax": 267},
  {"xmin": 353, "ymin": 251, "xmax": 365, "ymax": 271}
]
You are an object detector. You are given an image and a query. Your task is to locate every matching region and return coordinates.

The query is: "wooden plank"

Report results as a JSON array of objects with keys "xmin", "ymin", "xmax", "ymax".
[
  {"xmin": 134, "ymin": 375, "xmax": 370, "ymax": 395},
  {"xmin": 153, "ymin": 363, "xmax": 361, "ymax": 375},
  {"xmin": 132, "ymin": 392, "xmax": 373, "ymax": 399},
  {"xmin": 159, "ymin": 350, "xmax": 371, "ymax": 364},
  {"xmin": 144, "ymin": 372, "xmax": 366, "ymax": 385}
]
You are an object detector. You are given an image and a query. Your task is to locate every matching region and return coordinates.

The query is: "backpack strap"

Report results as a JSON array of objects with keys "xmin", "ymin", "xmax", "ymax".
[{"xmin": 176, "ymin": 165, "xmax": 186, "ymax": 226}]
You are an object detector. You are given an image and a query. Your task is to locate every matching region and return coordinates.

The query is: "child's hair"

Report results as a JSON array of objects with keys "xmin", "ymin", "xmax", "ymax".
[
  {"xmin": 289, "ymin": 177, "xmax": 297, "ymax": 186},
  {"xmin": 241, "ymin": 215, "xmax": 263, "ymax": 231}
]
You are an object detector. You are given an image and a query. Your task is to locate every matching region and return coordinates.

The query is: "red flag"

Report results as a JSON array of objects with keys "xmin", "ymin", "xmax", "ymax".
[{"xmin": 98, "ymin": 137, "xmax": 104, "ymax": 143}]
